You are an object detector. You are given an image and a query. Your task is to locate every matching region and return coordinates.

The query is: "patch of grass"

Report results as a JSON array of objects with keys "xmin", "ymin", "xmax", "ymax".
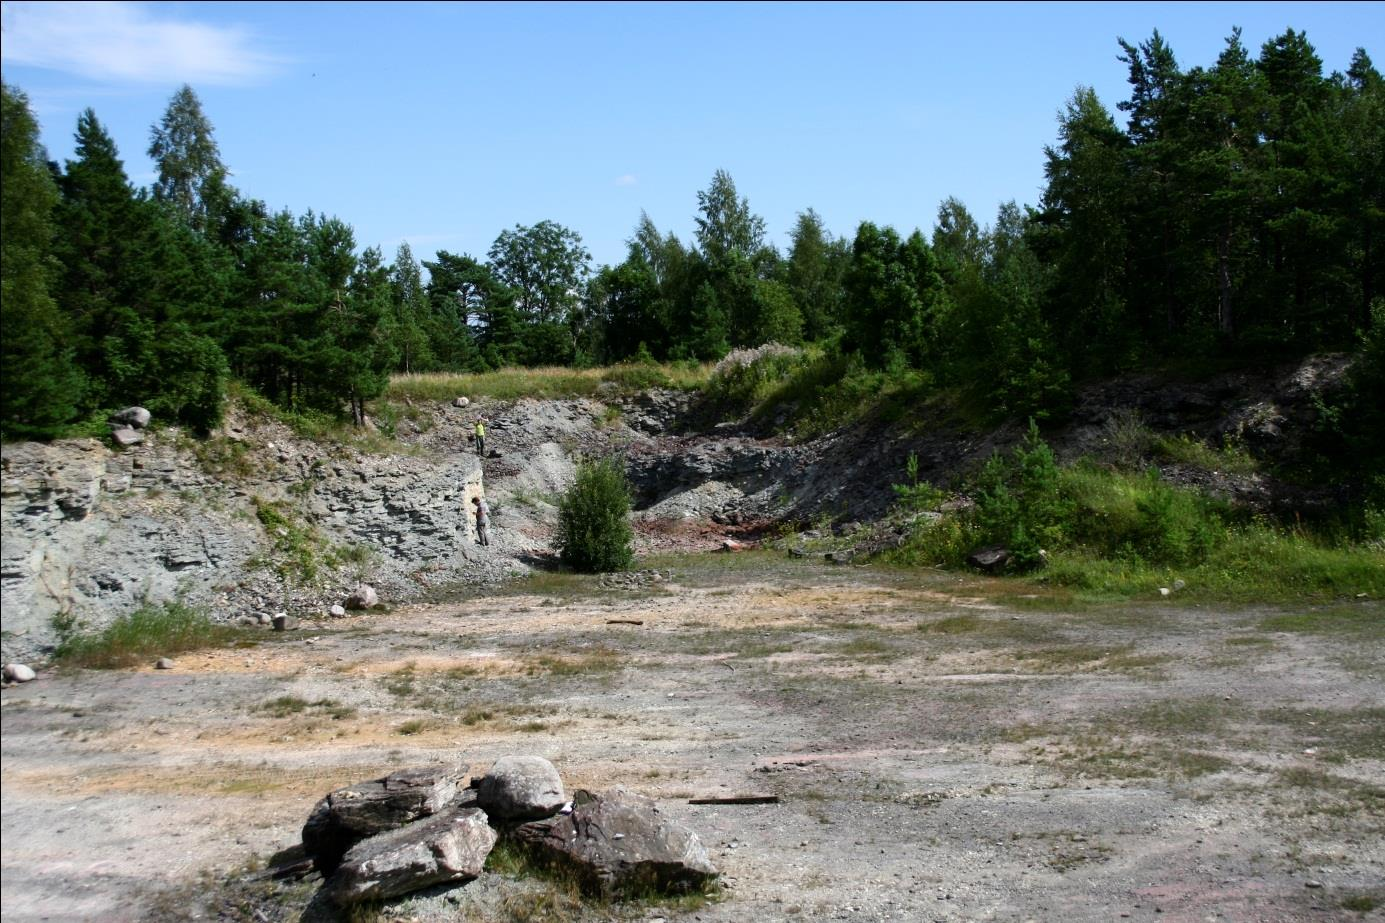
[
  {"xmin": 834, "ymin": 637, "xmax": 896, "ymax": 657},
  {"xmin": 919, "ymin": 614, "xmax": 982, "ymax": 634},
  {"xmin": 255, "ymin": 696, "xmax": 356, "ymax": 720},
  {"xmin": 525, "ymin": 649, "xmax": 624, "ymax": 676},
  {"xmin": 386, "ymin": 361, "xmax": 711, "ymax": 404},
  {"xmin": 395, "ymin": 719, "xmax": 430, "ymax": 736},
  {"xmin": 1259, "ymin": 604, "xmax": 1385, "ymax": 635},
  {"xmin": 1258, "ymin": 706, "xmax": 1385, "ymax": 760},
  {"xmin": 53, "ymin": 601, "xmax": 237, "ymax": 669},
  {"xmin": 1153, "ymin": 433, "xmax": 1258, "ymax": 476},
  {"xmin": 1342, "ymin": 893, "xmax": 1381, "ymax": 913}
]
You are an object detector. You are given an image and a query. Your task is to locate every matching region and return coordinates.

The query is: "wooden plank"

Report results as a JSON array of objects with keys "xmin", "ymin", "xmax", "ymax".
[{"xmin": 687, "ymin": 795, "xmax": 780, "ymax": 805}]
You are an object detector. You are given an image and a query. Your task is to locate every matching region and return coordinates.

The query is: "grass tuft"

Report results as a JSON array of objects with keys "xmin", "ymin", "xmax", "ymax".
[{"xmin": 53, "ymin": 601, "xmax": 236, "ymax": 669}]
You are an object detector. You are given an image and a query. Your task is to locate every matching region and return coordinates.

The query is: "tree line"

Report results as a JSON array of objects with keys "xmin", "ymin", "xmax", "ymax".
[{"xmin": 2, "ymin": 26, "xmax": 1381, "ymax": 440}]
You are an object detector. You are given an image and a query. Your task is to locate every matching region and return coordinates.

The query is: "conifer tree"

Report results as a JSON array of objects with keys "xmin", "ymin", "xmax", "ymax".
[{"xmin": 1, "ymin": 83, "xmax": 84, "ymax": 437}]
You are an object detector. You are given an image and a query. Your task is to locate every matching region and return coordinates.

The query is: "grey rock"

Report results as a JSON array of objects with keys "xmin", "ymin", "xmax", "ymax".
[
  {"xmin": 512, "ymin": 788, "xmax": 718, "ymax": 897},
  {"xmin": 303, "ymin": 763, "xmax": 470, "ymax": 875},
  {"xmin": 271, "ymin": 613, "xmax": 294, "ymax": 631},
  {"xmin": 155, "ymin": 657, "xmax": 174, "ymax": 670},
  {"xmin": 329, "ymin": 604, "xmax": 347, "ymax": 618},
  {"xmin": 476, "ymin": 756, "xmax": 565, "ymax": 821},
  {"xmin": 110, "ymin": 427, "xmax": 144, "ymax": 447},
  {"xmin": 967, "ymin": 545, "xmax": 1011, "ymax": 572},
  {"xmin": 3, "ymin": 663, "xmax": 37, "ymax": 683},
  {"xmin": 453, "ymin": 396, "xmax": 470, "ymax": 408},
  {"xmin": 329, "ymin": 806, "xmax": 495, "ymax": 905},
  {"xmin": 110, "ymin": 407, "xmax": 152, "ymax": 429},
  {"xmin": 345, "ymin": 584, "xmax": 378, "ymax": 610}
]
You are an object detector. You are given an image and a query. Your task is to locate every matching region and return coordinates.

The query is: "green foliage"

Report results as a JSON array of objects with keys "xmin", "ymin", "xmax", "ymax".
[
  {"xmin": 557, "ymin": 457, "xmax": 634, "ymax": 573},
  {"xmin": 702, "ymin": 344, "xmax": 805, "ymax": 412},
  {"xmin": 892, "ymin": 452, "xmax": 944, "ymax": 511},
  {"xmin": 53, "ymin": 600, "xmax": 235, "ymax": 669},
  {"xmin": 1, "ymin": 82, "xmax": 85, "ymax": 439},
  {"xmin": 973, "ymin": 421, "xmax": 1069, "ymax": 568}
]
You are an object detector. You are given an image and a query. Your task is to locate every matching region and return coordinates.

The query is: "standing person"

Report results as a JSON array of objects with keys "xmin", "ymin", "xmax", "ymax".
[
  {"xmin": 471, "ymin": 495, "xmax": 490, "ymax": 546},
  {"xmin": 474, "ymin": 418, "xmax": 486, "ymax": 457}
]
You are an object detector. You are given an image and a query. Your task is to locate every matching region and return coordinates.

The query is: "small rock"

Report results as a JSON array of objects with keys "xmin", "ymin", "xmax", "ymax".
[
  {"xmin": 272, "ymin": 613, "xmax": 295, "ymax": 631},
  {"xmin": 329, "ymin": 604, "xmax": 347, "ymax": 618},
  {"xmin": 453, "ymin": 396, "xmax": 470, "ymax": 408},
  {"xmin": 1305, "ymin": 880, "xmax": 1324, "ymax": 889},
  {"xmin": 155, "ymin": 658, "xmax": 175, "ymax": 670},
  {"xmin": 1159, "ymin": 587, "xmax": 1171, "ymax": 597},
  {"xmin": 3, "ymin": 663, "xmax": 37, "ymax": 683},
  {"xmin": 967, "ymin": 545, "xmax": 1010, "ymax": 572},
  {"xmin": 1172, "ymin": 578, "xmax": 1186, "ymax": 591}
]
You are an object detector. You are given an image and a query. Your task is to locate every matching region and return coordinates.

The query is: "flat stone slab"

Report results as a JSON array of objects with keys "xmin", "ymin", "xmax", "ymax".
[
  {"xmin": 329, "ymin": 806, "xmax": 495, "ymax": 905},
  {"xmin": 513, "ymin": 788, "xmax": 718, "ymax": 897}
]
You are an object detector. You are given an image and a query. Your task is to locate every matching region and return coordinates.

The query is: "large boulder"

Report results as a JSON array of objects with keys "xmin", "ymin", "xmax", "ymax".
[
  {"xmin": 512, "ymin": 788, "xmax": 718, "ymax": 897},
  {"xmin": 3, "ymin": 663, "xmax": 37, "ymax": 683},
  {"xmin": 328, "ymin": 806, "xmax": 495, "ymax": 905},
  {"xmin": 344, "ymin": 584, "xmax": 379, "ymax": 610},
  {"xmin": 303, "ymin": 764, "xmax": 469, "ymax": 874},
  {"xmin": 475, "ymin": 756, "xmax": 565, "ymax": 821},
  {"xmin": 109, "ymin": 406, "xmax": 152, "ymax": 429}
]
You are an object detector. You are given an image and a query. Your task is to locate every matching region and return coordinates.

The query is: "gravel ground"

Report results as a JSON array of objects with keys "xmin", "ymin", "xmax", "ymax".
[{"xmin": 3, "ymin": 555, "xmax": 1381, "ymax": 922}]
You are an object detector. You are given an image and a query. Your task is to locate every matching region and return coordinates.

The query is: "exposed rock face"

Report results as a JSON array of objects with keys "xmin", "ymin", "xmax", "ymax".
[
  {"xmin": 512, "ymin": 788, "xmax": 718, "ymax": 897},
  {"xmin": 0, "ymin": 428, "xmax": 483, "ymax": 664},
  {"xmin": 328, "ymin": 806, "xmax": 495, "ymax": 905},
  {"xmin": 303, "ymin": 764, "xmax": 470, "ymax": 874},
  {"xmin": 476, "ymin": 756, "xmax": 566, "ymax": 821}
]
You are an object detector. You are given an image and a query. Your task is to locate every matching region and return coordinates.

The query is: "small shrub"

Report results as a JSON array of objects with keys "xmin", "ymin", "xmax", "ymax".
[
  {"xmin": 54, "ymin": 601, "xmax": 234, "ymax": 669},
  {"xmin": 973, "ymin": 420, "xmax": 1068, "ymax": 569},
  {"xmin": 703, "ymin": 344, "xmax": 805, "ymax": 411},
  {"xmin": 557, "ymin": 457, "xmax": 635, "ymax": 573}
]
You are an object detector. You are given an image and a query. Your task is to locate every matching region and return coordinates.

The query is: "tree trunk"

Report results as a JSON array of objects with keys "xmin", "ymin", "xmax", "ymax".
[{"xmin": 1217, "ymin": 224, "xmax": 1235, "ymax": 338}]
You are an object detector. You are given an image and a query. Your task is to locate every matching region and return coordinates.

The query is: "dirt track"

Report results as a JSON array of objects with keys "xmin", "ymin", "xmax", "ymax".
[{"xmin": 2, "ymin": 554, "xmax": 1382, "ymax": 922}]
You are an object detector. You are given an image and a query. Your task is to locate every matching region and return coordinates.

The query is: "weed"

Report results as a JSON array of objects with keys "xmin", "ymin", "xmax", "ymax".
[
  {"xmin": 396, "ymin": 719, "xmax": 430, "ymax": 736},
  {"xmin": 53, "ymin": 601, "xmax": 237, "ymax": 669},
  {"xmin": 255, "ymin": 696, "xmax": 356, "ymax": 720}
]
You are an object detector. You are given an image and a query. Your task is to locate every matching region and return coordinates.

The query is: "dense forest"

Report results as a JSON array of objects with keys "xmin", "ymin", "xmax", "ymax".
[{"xmin": 2, "ymin": 28, "xmax": 1381, "ymax": 490}]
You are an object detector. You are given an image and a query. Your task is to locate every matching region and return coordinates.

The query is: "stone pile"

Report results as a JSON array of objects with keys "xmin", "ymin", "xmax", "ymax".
[{"xmin": 300, "ymin": 756, "xmax": 717, "ymax": 907}]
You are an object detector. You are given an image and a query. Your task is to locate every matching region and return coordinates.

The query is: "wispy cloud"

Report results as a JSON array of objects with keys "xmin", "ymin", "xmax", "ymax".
[
  {"xmin": 0, "ymin": 1, "xmax": 288, "ymax": 85},
  {"xmin": 613, "ymin": 174, "xmax": 638, "ymax": 187}
]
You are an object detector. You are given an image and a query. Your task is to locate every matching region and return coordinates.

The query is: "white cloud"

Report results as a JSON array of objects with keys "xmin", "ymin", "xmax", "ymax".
[
  {"xmin": 0, "ymin": 1, "xmax": 287, "ymax": 85},
  {"xmin": 613, "ymin": 174, "xmax": 638, "ymax": 187}
]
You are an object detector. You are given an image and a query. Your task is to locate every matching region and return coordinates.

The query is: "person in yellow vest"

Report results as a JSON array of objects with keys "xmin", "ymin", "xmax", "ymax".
[{"xmin": 474, "ymin": 418, "xmax": 486, "ymax": 457}]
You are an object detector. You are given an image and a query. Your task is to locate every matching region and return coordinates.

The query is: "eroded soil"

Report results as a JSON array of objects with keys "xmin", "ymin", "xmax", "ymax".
[{"xmin": 3, "ymin": 555, "xmax": 1383, "ymax": 922}]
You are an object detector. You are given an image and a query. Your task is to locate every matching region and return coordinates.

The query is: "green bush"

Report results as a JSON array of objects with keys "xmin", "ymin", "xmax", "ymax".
[
  {"xmin": 973, "ymin": 421, "xmax": 1068, "ymax": 569},
  {"xmin": 557, "ymin": 457, "xmax": 635, "ymax": 573},
  {"xmin": 54, "ymin": 600, "xmax": 234, "ymax": 669},
  {"xmin": 702, "ymin": 344, "xmax": 805, "ymax": 412}
]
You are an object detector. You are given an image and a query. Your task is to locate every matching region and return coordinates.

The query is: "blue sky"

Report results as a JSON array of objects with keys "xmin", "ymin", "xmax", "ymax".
[{"xmin": 2, "ymin": 1, "xmax": 1379, "ymax": 271}]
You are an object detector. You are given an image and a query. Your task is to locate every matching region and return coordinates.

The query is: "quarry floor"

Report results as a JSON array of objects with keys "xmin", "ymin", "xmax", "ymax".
[{"xmin": 2, "ymin": 553, "xmax": 1382, "ymax": 923}]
